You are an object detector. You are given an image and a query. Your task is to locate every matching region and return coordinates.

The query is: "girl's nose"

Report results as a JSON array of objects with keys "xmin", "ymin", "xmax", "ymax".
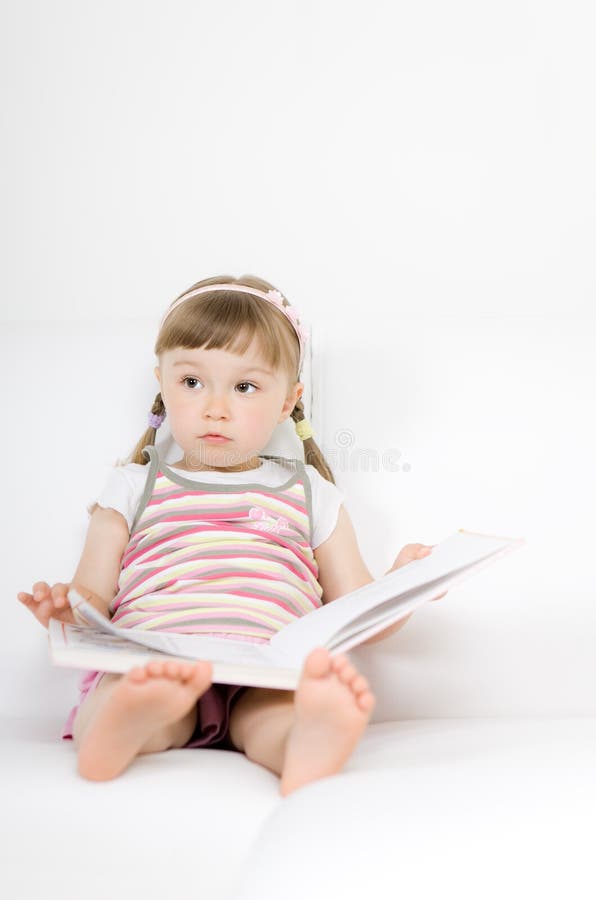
[{"xmin": 204, "ymin": 392, "xmax": 230, "ymax": 418}]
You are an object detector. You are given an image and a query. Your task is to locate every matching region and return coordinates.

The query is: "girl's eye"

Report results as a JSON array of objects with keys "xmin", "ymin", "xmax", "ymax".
[
  {"xmin": 181, "ymin": 377, "xmax": 257, "ymax": 395},
  {"xmin": 236, "ymin": 382, "xmax": 257, "ymax": 395}
]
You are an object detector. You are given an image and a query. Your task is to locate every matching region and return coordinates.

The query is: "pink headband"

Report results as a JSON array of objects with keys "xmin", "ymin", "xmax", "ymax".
[{"xmin": 160, "ymin": 283, "xmax": 309, "ymax": 373}]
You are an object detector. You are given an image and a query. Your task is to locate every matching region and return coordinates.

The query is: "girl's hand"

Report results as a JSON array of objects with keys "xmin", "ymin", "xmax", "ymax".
[
  {"xmin": 17, "ymin": 581, "xmax": 77, "ymax": 630},
  {"xmin": 390, "ymin": 543, "xmax": 448, "ymax": 601},
  {"xmin": 391, "ymin": 542, "xmax": 433, "ymax": 570}
]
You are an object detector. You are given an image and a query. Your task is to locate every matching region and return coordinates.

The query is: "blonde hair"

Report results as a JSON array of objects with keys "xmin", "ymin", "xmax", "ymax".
[{"xmin": 126, "ymin": 274, "xmax": 337, "ymax": 484}]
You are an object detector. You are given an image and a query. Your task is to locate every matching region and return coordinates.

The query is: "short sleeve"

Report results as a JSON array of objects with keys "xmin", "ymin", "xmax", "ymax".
[
  {"xmin": 304, "ymin": 465, "xmax": 346, "ymax": 550},
  {"xmin": 87, "ymin": 464, "xmax": 149, "ymax": 532}
]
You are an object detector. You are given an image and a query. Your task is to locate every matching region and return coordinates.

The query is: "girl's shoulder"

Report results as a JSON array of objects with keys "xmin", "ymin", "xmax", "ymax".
[
  {"xmin": 303, "ymin": 463, "xmax": 345, "ymax": 499},
  {"xmin": 111, "ymin": 460, "xmax": 151, "ymax": 483},
  {"xmin": 264, "ymin": 457, "xmax": 345, "ymax": 502},
  {"xmin": 99, "ymin": 461, "xmax": 151, "ymax": 497},
  {"xmin": 86, "ymin": 462, "xmax": 150, "ymax": 531},
  {"xmin": 302, "ymin": 464, "xmax": 346, "ymax": 550}
]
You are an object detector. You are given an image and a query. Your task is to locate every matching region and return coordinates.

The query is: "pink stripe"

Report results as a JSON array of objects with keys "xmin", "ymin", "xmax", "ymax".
[
  {"xmin": 145, "ymin": 485, "xmax": 306, "ymax": 516},
  {"xmin": 123, "ymin": 524, "xmax": 307, "ymax": 569},
  {"xmin": 114, "ymin": 553, "xmax": 309, "ymax": 609},
  {"xmin": 171, "ymin": 579, "xmax": 302, "ymax": 596},
  {"xmin": 112, "ymin": 610, "xmax": 295, "ymax": 633},
  {"xmin": 115, "ymin": 593, "xmax": 294, "ymax": 616},
  {"xmin": 121, "ymin": 588, "xmax": 302, "ymax": 617},
  {"xmin": 122, "ymin": 524, "xmax": 222, "ymax": 567},
  {"xmin": 111, "ymin": 607, "xmax": 276, "ymax": 638},
  {"xmin": 116, "ymin": 560, "xmax": 306, "ymax": 608},
  {"xmin": 112, "ymin": 574, "xmax": 178, "ymax": 612},
  {"xmin": 142, "ymin": 512, "xmax": 238, "ymax": 522},
  {"xmin": 113, "ymin": 597, "xmax": 294, "ymax": 629},
  {"xmin": 152, "ymin": 476, "xmax": 304, "ymax": 496},
  {"xmin": 132, "ymin": 552, "xmax": 308, "ymax": 583},
  {"xmin": 112, "ymin": 593, "xmax": 295, "ymax": 621}
]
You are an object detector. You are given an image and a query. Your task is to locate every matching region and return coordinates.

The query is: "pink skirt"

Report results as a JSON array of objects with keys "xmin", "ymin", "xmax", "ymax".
[{"xmin": 62, "ymin": 668, "xmax": 249, "ymax": 751}]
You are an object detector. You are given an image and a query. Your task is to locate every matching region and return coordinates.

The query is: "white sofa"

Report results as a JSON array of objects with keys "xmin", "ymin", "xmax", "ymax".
[{"xmin": 2, "ymin": 320, "xmax": 595, "ymax": 899}]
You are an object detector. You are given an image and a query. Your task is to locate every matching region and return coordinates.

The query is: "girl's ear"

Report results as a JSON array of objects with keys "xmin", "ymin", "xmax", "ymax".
[
  {"xmin": 280, "ymin": 382, "xmax": 303, "ymax": 419},
  {"xmin": 154, "ymin": 365, "xmax": 161, "ymax": 387}
]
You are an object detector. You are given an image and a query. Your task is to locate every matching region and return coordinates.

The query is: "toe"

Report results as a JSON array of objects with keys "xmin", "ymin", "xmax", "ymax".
[
  {"xmin": 163, "ymin": 660, "xmax": 180, "ymax": 678},
  {"xmin": 352, "ymin": 675, "xmax": 370, "ymax": 694},
  {"xmin": 334, "ymin": 660, "xmax": 359, "ymax": 685},
  {"xmin": 147, "ymin": 660, "xmax": 165, "ymax": 678},
  {"xmin": 129, "ymin": 665, "xmax": 149, "ymax": 682},
  {"xmin": 357, "ymin": 691, "xmax": 376, "ymax": 713},
  {"xmin": 304, "ymin": 647, "xmax": 332, "ymax": 678},
  {"xmin": 330, "ymin": 653, "xmax": 349, "ymax": 671},
  {"xmin": 192, "ymin": 660, "xmax": 212, "ymax": 684}
]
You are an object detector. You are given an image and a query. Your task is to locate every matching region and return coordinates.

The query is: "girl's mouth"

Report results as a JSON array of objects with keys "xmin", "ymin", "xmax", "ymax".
[{"xmin": 200, "ymin": 434, "xmax": 231, "ymax": 443}]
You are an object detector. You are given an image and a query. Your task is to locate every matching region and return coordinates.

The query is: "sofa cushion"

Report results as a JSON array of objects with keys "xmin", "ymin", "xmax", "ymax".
[
  {"xmin": 3, "ymin": 716, "xmax": 594, "ymax": 900},
  {"xmin": 231, "ymin": 716, "xmax": 596, "ymax": 900}
]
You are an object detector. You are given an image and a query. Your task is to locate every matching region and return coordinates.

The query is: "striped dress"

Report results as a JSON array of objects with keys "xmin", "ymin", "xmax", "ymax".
[{"xmin": 109, "ymin": 445, "xmax": 324, "ymax": 643}]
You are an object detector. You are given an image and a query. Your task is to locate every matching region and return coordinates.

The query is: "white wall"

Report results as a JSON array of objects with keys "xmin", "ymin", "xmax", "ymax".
[{"xmin": 2, "ymin": 1, "xmax": 594, "ymax": 719}]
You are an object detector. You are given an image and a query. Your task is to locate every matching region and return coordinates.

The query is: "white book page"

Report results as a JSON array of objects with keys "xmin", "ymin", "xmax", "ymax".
[
  {"xmin": 327, "ymin": 539, "xmax": 527, "ymax": 652},
  {"xmin": 270, "ymin": 530, "xmax": 525, "ymax": 657},
  {"xmin": 48, "ymin": 620, "xmax": 299, "ymax": 689}
]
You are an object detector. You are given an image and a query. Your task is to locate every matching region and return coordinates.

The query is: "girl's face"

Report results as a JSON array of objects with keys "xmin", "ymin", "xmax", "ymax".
[{"xmin": 155, "ymin": 336, "xmax": 303, "ymax": 472}]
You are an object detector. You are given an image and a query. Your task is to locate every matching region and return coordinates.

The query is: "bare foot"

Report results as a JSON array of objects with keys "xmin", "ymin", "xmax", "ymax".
[
  {"xmin": 280, "ymin": 647, "xmax": 375, "ymax": 797},
  {"xmin": 77, "ymin": 659, "xmax": 213, "ymax": 781}
]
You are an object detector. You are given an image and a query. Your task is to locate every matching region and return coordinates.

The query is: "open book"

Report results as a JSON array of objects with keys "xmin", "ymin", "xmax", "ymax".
[{"xmin": 48, "ymin": 528, "xmax": 525, "ymax": 690}]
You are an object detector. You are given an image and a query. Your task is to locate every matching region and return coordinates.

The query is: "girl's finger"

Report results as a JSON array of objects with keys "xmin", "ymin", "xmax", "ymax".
[
  {"xmin": 33, "ymin": 580, "xmax": 50, "ymax": 593},
  {"xmin": 51, "ymin": 583, "xmax": 69, "ymax": 607},
  {"xmin": 32, "ymin": 581, "xmax": 50, "ymax": 601},
  {"xmin": 39, "ymin": 600, "xmax": 53, "ymax": 619}
]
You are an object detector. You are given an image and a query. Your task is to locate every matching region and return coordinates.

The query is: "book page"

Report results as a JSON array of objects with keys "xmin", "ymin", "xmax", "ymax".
[
  {"xmin": 54, "ymin": 615, "xmax": 281, "ymax": 669},
  {"xmin": 269, "ymin": 530, "xmax": 525, "ymax": 659},
  {"xmin": 48, "ymin": 620, "xmax": 299, "ymax": 689}
]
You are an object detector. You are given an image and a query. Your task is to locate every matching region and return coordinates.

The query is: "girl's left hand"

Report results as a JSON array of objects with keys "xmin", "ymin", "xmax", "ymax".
[{"xmin": 390, "ymin": 543, "xmax": 448, "ymax": 601}]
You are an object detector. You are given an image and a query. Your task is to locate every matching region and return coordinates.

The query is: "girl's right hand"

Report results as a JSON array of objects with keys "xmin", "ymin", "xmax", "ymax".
[{"xmin": 17, "ymin": 581, "xmax": 77, "ymax": 630}]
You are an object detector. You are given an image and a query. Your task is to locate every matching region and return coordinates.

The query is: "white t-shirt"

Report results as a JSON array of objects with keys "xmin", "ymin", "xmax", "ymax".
[{"xmin": 89, "ymin": 457, "xmax": 345, "ymax": 550}]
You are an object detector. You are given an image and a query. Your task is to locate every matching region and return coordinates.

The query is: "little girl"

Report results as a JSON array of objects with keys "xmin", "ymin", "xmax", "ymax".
[{"xmin": 17, "ymin": 274, "xmax": 436, "ymax": 796}]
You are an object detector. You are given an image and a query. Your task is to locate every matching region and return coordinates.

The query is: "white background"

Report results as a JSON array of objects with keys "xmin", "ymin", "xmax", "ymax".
[{"xmin": 1, "ymin": 1, "xmax": 594, "ymax": 718}]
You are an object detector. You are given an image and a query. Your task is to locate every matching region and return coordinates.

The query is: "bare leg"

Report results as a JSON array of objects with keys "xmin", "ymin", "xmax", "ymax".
[
  {"xmin": 229, "ymin": 686, "xmax": 295, "ymax": 776},
  {"xmin": 73, "ymin": 659, "xmax": 213, "ymax": 782},
  {"xmin": 228, "ymin": 647, "xmax": 376, "ymax": 796}
]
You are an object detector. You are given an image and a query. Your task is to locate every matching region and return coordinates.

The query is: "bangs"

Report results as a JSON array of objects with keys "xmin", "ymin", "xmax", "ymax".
[{"xmin": 155, "ymin": 290, "xmax": 299, "ymax": 378}]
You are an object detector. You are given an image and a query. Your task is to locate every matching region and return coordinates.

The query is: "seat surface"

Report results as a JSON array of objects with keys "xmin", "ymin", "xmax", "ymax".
[{"xmin": 2, "ymin": 716, "xmax": 595, "ymax": 900}]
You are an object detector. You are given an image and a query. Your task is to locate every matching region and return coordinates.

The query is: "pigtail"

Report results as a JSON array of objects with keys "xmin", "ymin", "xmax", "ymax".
[
  {"xmin": 291, "ymin": 397, "xmax": 337, "ymax": 485},
  {"xmin": 125, "ymin": 392, "xmax": 166, "ymax": 466}
]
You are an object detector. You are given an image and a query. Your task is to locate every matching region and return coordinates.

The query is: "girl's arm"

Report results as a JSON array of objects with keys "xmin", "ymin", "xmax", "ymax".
[
  {"xmin": 314, "ymin": 505, "xmax": 375, "ymax": 604},
  {"xmin": 71, "ymin": 506, "xmax": 131, "ymax": 614},
  {"xmin": 17, "ymin": 506, "xmax": 130, "ymax": 629}
]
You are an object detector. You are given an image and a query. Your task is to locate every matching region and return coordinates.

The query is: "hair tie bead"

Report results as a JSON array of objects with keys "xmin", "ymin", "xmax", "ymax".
[
  {"xmin": 148, "ymin": 412, "xmax": 165, "ymax": 429},
  {"xmin": 295, "ymin": 419, "xmax": 314, "ymax": 441}
]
